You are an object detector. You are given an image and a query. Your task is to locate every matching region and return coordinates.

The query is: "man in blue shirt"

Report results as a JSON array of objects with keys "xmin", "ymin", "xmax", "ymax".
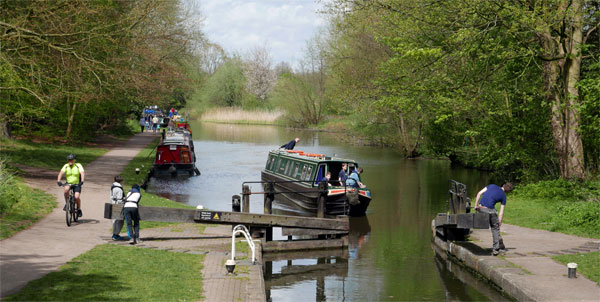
[
  {"xmin": 346, "ymin": 167, "xmax": 364, "ymax": 188},
  {"xmin": 474, "ymin": 183, "xmax": 514, "ymax": 256}
]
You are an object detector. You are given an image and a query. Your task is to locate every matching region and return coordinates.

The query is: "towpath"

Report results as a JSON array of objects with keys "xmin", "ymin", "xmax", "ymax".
[
  {"xmin": 0, "ymin": 132, "xmax": 158, "ymax": 297},
  {"xmin": 436, "ymin": 223, "xmax": 600, "ymax": 301}
]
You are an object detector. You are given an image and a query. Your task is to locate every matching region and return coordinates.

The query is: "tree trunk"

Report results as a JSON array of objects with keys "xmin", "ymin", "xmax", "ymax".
[
  {"xmin": 0, "ymin": 116, "xmax": 11, "ymax": 139},
  {"xmin": 66, "ymin": 102, "xmax": 77, "ymax": 139},
  {"xmin": 540, "ymin": 0, "xmax": 585, "ymax": 179}
]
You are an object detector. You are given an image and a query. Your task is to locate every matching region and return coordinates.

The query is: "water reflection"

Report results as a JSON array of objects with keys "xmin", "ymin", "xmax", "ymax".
[{"xmin": 147, "ymin": 122, "xmax": 502, "ymax": 301}]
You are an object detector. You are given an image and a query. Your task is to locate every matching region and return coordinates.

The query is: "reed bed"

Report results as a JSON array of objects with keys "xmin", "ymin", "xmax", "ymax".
[{"xmin": 200, "ymin": 107, "xmax": 284, "ymax": 125}]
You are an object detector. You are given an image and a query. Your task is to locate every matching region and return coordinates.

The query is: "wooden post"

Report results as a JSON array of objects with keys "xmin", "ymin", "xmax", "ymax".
[
  {"xmin": 317, "ymin": 181, "xmax": 327, "ymax": 218},
  {"xmin": 264, "ymin": 182, "xmax": 274, "ymax": 242},
  {"xmin": 242, "ymin": 184, "xmax": 250, "ymax": 213},
  {"xmin": 232, "ymin": 195, "xmax": 241, "ymax": 212},
  {"xmin": 264, "ymin": 182, "xmax": 274, "ymax": 214}
]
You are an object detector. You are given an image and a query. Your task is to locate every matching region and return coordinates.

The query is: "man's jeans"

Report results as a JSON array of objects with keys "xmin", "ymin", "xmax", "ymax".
[{"xmin": 478, "ymin": 207, "xmax": 504, "ymax": 251}]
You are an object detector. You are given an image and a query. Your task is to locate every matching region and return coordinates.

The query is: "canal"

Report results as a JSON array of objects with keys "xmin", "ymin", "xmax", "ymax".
[{"xmin": 147, "ymin": 122, "xmax": 508, "ymax": 301}]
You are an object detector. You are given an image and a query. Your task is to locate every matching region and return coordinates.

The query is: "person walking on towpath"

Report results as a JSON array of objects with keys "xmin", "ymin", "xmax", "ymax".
[
  {"xmin": 57, "ymin": 154, "xmax": 85, "ymax": 218},
  {"xmin": 110, "ymin": 175, "xmax": 125, "ymax": 241},
  {"xmin": 139, "ymin": 116, "xmax": 146, "ymax": 133},
  {"xmin": 474, "ymin": 182, "xmax": 514, "ymax": 256},
  {"xmin": 280, "ymin": 137, "xmax": 300, "ymax": 150},
  {"xmin": 123, "ymin": 184, "xmax": 142, "ymax": 245}
]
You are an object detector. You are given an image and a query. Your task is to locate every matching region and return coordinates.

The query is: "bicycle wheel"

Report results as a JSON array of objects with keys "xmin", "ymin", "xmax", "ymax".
[
  {"xmin": 65, "ymin": 199, "xmax": 72, "ymax": 227},
  {"xmin": 73, "ymin": 202, "xmax": 79, "ymax": 222}
]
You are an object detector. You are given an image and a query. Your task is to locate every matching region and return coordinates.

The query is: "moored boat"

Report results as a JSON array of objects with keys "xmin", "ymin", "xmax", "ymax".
[
  {"xmin": 261, "ymin": 149, "xmax": 372, "ymax": 216},
  {"xmin": 152, "ymin": 129, "xmax": 199, "ymax": 176}
]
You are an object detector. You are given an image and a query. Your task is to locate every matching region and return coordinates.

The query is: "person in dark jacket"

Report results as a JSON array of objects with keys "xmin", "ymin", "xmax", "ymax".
[
  {"xmin": 474, "ymin": 182, "xmax": 514, "ymax": 256},
  {"xmin": 280, "ymin": 137, "xmax": 300, "ymax": 150},
  {"xmin": 124, "ymin": 184, "xmax": 142, "ymax": 245}
]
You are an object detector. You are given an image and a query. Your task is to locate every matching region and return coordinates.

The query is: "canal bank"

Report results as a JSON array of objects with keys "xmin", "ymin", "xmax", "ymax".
[
  {"xmin": 432, "ymin": 222, "xmax": 600, "ymax": 301},
  {"xmin": 105, "ymin": 224, "xmax": 266, "ymax": 301}
]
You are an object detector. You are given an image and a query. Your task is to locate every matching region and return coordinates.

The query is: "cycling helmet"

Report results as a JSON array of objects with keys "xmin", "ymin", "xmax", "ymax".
[{"xmin": 67, "ymin": 154, "xmax": 76, "ymax": 161}]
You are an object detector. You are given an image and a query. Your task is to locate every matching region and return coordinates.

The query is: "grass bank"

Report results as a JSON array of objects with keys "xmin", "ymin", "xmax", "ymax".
[
  {"xmin": 4, "ymin": 244, "xmax": 204, "ymax": 301},
  {"xmin": 200, "ymin": 107, "xmax": 283, "ymax": 125},
  {"xmin": 503, "ymin": 179, "xmax": 600, "ymax": 238},
  {"xmin": 553, "ymin": 252, "xmax": 600, "ymax": 284},
  {"xmin": 116, "ymin": 137, "xmax": 194, "ymax": 230},
  {"xmin": 0, "ymin": 163, "xmax": 55, "ymax": 239}
]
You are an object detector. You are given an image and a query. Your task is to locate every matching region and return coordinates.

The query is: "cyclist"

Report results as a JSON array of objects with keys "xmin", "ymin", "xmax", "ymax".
[{"xmin": 57, "ymin": 154, "xmax": 85, "ymax": 217}]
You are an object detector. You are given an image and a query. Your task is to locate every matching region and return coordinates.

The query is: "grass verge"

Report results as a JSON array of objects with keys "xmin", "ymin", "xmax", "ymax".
[
  {"xmin": 553, "ymin": 252, "xmax": 600, "ymax": 284},
  {"xmin": 503, "ymin": 179, "xmax": 600, "ymax": 238},
  {"xmin": 0, "ymin": 138, "xmax": 107, "ymax": 170},
  {"xmin": 4, "ymin": 244, "xmax": 204, "ymax": 301},
  {"xmin": 0, "ymin": 172, "xmax": 56, "ymax": 239}
]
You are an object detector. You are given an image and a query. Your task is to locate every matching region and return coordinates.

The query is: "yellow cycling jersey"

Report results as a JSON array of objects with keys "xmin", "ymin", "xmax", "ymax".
[{"xmin": 61, "ymin": 163, "xmax": 84, "ymax": 184}]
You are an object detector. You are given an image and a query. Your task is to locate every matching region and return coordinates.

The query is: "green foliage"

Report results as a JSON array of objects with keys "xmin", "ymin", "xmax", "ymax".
[
  {"xmin": 552, "ymin": 201, "xmax": 600, "ymax": 236},
  {"xmin": 199, "ymin": 58, "xmax": 247, "ymax": 107},
  {"xmin": 553, "ymin": 252, "xmax": 600, "ymax": 284},
  {"xmin": 4, "ymin": 244, "xmax": 204, "ymax": 301},
  {"xmin": 0, "ymin": 164, "xmax": 56, "ymax": 239},
  {"xmin": 1, "ymin": 0, "xmax": 203, "ymax": 141},
  {"xmin": 506, "ymin": 179, "xmax": 600, "ymax": 238},
  {"xmin": 579, "ymin": 61, "xmax": 600, "ymax": 174},
  {"xmin": 513, "ymin": 179, "xmax": 600, "ymax": 201},
  {"xmin": 322, "ymin": 0, "xmax": 599, "ymax": 179}
]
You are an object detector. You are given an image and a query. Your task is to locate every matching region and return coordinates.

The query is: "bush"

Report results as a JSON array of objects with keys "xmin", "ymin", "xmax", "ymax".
[
  {"xmin": 513, "ymin": 179, "xmax": 598, "ymax": 201},
  {"xmin": 0, "ymin": 160, "xmax": 20, "ymax": 213},
  {"xmin": 552, "ymin": 201, "xmax": 600, "ymax": 237}
]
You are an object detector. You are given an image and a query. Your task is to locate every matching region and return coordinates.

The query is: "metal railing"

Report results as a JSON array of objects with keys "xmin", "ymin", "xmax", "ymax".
[{"xmin": 231, "ymin": 225, "xmax": 256, "ymax": 264}]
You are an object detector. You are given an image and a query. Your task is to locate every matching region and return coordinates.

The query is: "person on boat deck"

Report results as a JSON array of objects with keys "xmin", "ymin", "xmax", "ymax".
[
  {"xmin": 346, "ymin": 167, "xmax": 365, "ymax": 188},
  {"xmin": 338, "ymin": 163, "xmax": 348, "ymax": 185},
  {"xmin": 280, "ymin": 137, "xmax": 300, "ymax": 150},
  {"xmin": 324, "ymin": 172, "xmax": 333, "ymax": 186}
]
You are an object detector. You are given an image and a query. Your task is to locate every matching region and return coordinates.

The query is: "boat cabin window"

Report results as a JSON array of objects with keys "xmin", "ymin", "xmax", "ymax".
[
  {"xmin": 315, "ymin": 164, "xmax": 326, "ymax": 185},
  {"xmin": 304, "ymin": 165, "xmax": 313, "ymax": 181},
  {"xmin": 300, "ymin": 165, "xmax": 307, "ymax": 180},
  {"xmin": 284, "ymin": 160, "xmax": 291, "ymax": 175},
  {"xmin": 293, "ymin": 163, "xmax": 300, "ymax": 178},
  {"xmin": 279, "ymin": 158, "xmax": 287, "ymax": 173},
  {"xmin": 267, "ymin": 156, "xmax": 276, "ymax": 170}
]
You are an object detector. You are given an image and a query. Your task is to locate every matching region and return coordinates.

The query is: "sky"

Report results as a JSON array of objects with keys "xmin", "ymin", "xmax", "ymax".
[{"xmin": 198, "ymin": 0, "xmax": 327, "ymax": 66}]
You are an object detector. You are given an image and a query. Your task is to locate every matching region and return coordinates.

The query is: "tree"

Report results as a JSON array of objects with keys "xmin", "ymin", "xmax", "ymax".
[
  {"xmin": 243, "ymin": 45, "xmax": 277, "ymax": 101},
  {"xmin": 0, "ymin": 0, "xmax": 204, "ymax": 140},
  {"xmin": 201, "ymin": 57, "xmax": 246, "ymax": 107},
  {"xmin": 323, "ymin": 0, "xmax": 599, "ymax": 179}
]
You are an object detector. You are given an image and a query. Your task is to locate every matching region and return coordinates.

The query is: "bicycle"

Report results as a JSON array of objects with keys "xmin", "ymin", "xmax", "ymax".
[{"xmin": 59, "ymin": 183, "xmax": 80, "ymax": 226}]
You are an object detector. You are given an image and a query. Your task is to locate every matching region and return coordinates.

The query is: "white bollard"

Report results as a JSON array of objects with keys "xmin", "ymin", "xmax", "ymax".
[{"xmin": 568, "ymin": 263, "xmax": 577, "ymax": 278}]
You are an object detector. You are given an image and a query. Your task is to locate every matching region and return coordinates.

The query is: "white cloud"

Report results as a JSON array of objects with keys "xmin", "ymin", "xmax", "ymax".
[{"xmin": 197, "ymin": 0, "xmax": 326, "ymax": 66}]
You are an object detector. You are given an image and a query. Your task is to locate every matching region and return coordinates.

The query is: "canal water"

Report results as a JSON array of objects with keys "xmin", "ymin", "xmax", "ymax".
[{"xmin": 147, "ymin": 122, "xmax": 508, "ymax": 301}]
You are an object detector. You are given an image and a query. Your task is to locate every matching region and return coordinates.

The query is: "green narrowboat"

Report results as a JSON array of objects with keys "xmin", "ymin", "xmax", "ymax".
[{"xmin": 261, "ymin": 149, "xmax": 372, "ymax": 216}]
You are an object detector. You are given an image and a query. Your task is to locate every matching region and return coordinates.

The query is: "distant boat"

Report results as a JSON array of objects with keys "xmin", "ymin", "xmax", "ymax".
[
  {"xmin": 152, "ymin": 128, "xmax": 199, "ymax": 176},
  {"xmin": 261, "ymin": 149, "xmax": 371, "ymax": 216}
]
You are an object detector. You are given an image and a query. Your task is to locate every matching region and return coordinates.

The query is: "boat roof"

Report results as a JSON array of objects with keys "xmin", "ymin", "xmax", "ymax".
[
  {"xmin": 162, "ymin": 131, "xmax": 191, "ymax": 145},
  {"xmin": 268, "ymin": 149, "xmax": 356, "ymax": 164}
]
